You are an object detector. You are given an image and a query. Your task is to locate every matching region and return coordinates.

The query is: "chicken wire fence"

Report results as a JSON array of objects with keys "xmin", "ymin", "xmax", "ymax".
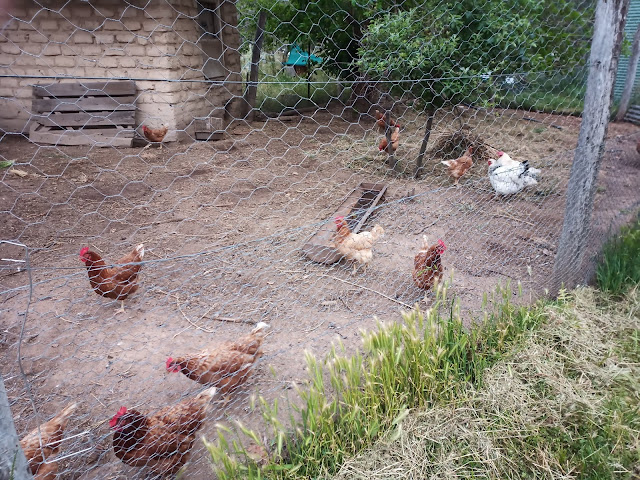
[{"xmin": 1, "ymin": 0, "xmax": 639, "ymax": 478}]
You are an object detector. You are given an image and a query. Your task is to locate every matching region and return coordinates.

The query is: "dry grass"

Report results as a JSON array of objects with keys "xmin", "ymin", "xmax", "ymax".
[
  {"xmin": 428, "ymin": 129, "xmax": 495, "ymax": 163},
  {"xmin": 332, "ymin": 286, "xmax": 640, "ymax": 480}
]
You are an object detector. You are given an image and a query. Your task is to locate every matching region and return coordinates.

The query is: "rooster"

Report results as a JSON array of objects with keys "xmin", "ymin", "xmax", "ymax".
[
  {"xmin": 79, "ymin": 244, "xmax": 144, "ymax": 314},
  {"xmin": 333, "ymin": 216, "xmax": 385, "ymax": 273},
  {"xmin": 441, "ymin": 146, "xmax": 474, "ymax": 185},
  {"xmin": 378, "ymin": 126, "xmax": 400, "ymax": 153},
  {"xmin": 20, "ymin": 403, "xmax": 77, "ymax": 480},
  {"xmin": 110, "ymin": 386, "xmax": 217, "ymax": 476},
  {"xmin": 142, "ymin": 125, "xmax": 168, "ymax": 149},
  {"xmin": 374, "ymin": 109, "xmax": 401, "ymax": 132},
  {"xmin": 488, "ymin": 158, "xmax": 538, "ymax": 195},
  {"xmin": 412, "ymin": 236, "xmax": 446, "ymax": 291},
  {"xmin": 166, "ymin": 322, "xmax": 269, "ymax": 398},
  {"xmin": 493, "ymin": 151, "xmax": 541, "ymax": 179}
]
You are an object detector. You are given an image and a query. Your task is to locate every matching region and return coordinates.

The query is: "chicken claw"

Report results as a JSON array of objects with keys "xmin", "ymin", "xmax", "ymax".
[{"xmin": 115, "ymin": 301, "xmax": 126, "ymax": 315}]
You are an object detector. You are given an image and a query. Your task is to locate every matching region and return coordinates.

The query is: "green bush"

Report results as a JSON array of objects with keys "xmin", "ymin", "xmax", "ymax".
[{"xmin": 357, "ymin": 2, "xmax": 591, "ymax": 110}]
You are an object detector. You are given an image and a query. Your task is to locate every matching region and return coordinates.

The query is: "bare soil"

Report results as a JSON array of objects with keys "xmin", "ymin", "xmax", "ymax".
[{"xmin": 1, "ymin": 105, "xmax": 639, "ymax": 479}]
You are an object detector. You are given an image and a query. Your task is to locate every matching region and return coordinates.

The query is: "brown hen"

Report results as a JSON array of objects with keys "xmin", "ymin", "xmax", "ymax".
[
  {"xmin": 441, "ymin": 146, "xmax": 474, "ymax": 185},
  {"xmin": 110, "ymin": 386, "xmax": 216, "ymax": 476},
  {"xmin": 166, "ymin": 322, "xmax": 269, "ymax": 396},
  {"xmin": 374, "ymin": 109, "xmax": 401, "ymax": 132},
  {"xmin": 79, "ymin": 244, "xmax": 144, "ymax": 314},
  {"xmin": 20, "ymin": 403, "xmax": 77, "ymax": 480},
  {"xmin": 142, "ymin": 125, "xmax": 168, "ymax": 149},
  {"xmin": 412, "ymin": 236, "xmax": 446, "ymax": 291}
]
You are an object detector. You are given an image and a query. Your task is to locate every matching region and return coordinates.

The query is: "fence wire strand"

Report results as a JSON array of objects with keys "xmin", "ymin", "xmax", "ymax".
[{"xmin": 1, "ymin": 0, "xmax": 639, "ymax": 478}]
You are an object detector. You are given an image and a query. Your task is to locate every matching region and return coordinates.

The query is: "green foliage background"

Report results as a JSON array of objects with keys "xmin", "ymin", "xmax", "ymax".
[{"xmin": 235, "ymin": 0, "xmax": 593, "ymax": 108}]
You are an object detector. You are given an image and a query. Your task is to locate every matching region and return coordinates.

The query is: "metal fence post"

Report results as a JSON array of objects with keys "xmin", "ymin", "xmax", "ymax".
[
  {"xmin": 551, "ymin": 0, "xmax": 630, "ymax": 293},
  {"xmin": 0, "ymin": 376, "xmax": 33, "ymax": 480}
]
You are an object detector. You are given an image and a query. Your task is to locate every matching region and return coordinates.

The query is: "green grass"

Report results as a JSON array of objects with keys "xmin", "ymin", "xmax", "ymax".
[
  {"xmin": 328, "ymin": 287, "xmax": 640, "ymax": 480},
  {"xmin": 500, "ymin": 87, "xmax": 585, "ymax": 115},
  {"xmin": 251, "ymin": 65, "xmax": 350, "ymax": 113},
  {"xmin": 205, "ymin": 216, "xmax": 640, "ymax": 479},
  {"xmin": 205, "ymin": 282, "xmax": 550, "ymax": 479},
  {"xmin": 596, "ymin": 212, "xmax": 640, "ymax": 295},
  {"xmin": 498, "ymin": 72, "xmax": 586, "ymax": 116}
]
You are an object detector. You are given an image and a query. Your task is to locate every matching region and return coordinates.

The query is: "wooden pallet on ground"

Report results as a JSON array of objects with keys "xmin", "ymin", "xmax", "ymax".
[
  {"xmin": 303, "ymin": 182, "xmax": 387, "ymax": 264},
  {"xmin": 29, "ymin": 81, "xmax": 136, "ymax": 147}
]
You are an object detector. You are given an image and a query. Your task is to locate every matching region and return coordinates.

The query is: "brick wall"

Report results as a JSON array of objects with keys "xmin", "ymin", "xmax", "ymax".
[{"xmin": 0, "ymin": 0, "xmax": 242, "ymax": 140}]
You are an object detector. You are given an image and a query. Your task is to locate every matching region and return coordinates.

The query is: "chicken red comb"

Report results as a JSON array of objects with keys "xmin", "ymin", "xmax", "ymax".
[
  {"xmin": 166, "ymin": 357, "xmax": 174, "ymax": 371},
  {"xmin": 335, "ymin": 216, "xmax": 345, "ymax": 222},
  {"xmin": 438, "ymin": 239, "xmax": 446, "ymax": 250},
  {"xmin": 79, "ymin": 246, "xmax": 89, "ymax": 259},
  {"xmin": 109, "ymin": 406, "xmax": 127, "ymax": 429},
  {"xmin": 497, "ymin": 151, "xmax": 504, "ymax": 157}
]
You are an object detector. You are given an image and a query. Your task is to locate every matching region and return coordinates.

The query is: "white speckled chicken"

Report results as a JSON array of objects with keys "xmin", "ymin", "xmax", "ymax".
[{"xmin": 333, "ymin": 216, "xmax": 385, "ymax": 273}]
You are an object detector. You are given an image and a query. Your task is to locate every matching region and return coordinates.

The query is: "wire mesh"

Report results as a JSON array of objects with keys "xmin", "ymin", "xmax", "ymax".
[{"xmin": 0, "ymin": 0, "xmax": 639, "ymax": 478}]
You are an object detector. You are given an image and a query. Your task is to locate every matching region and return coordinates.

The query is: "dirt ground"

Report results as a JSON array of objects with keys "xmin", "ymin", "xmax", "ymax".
[{"xmin": 1, "ymin": 104, "xmax": 639, "ymax": 479}]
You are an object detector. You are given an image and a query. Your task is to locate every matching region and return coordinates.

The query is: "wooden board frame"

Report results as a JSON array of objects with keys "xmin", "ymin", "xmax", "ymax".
[
  {"xmin": 29, "ymin": 80, "xmax": 136, "ymax": 147},
  {"xmin": 302, "ymin": 182, "xmax": 387, "ymax": 264}
]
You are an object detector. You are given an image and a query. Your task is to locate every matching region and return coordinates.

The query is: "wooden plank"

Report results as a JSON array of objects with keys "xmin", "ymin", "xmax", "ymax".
[
  {"xmin": 195, "ymin": 132, "xmax": 224, "ymax": 141},
  {"xmin": 29, "ymin": 123, "xmax": 134, "ymax": 147},
  {"xmin": 33, "ymin": 81, "xmax": 136, "ymax": 98},
  {"xmin": 302, "ymin": 182, "xmax": 387, "ymax": 264},
  {"xmin": 32, "ymin": 96, "xmax": 136, "ymax": 113},
  {"xmin": 551, "ymin": 0, "xmax": 630, "ymax": 292},
  {"xmin": 352, "ymin": 184, "xmax": 387, "ymax": 232},
  {"xmin": 32, "ymin": 111, "xmax": 134, "ymax": 128}
]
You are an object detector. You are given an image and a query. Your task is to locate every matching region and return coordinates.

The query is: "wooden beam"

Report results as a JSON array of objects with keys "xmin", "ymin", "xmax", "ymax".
[
  {"xmin": 29, "ymin": 125, "xmax": 134, "ymax": 147},
  {"xmin": 0, "ymin": 377, "xmax": 34, "ymax": 480},
  {"xmin": 31, "ymin": 96, "xmax": 136, "ymax": 114},
  {"xmin": 32, "ymin": 111, "xmax": 134, "ymax": 128},
  {"xmin": 551, "ymin": 0, "xmax": 630, "ymax": 292},
  {"xmin": 414, "ymin": 109, "xmax": 435, "ymax": 179},
  {"xmin": 32, "ymin": 80, "xmax": 136, "ymax": 98}
]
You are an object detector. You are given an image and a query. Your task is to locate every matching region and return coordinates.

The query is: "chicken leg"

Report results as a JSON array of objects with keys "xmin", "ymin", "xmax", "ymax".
[{"xmin": 115, "ymin": 300, "xmax": 126, "ymax": 315}]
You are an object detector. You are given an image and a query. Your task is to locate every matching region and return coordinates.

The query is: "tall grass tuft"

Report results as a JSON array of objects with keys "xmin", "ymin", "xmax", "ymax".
[
  {"xmin": 596, "ymin": 212, "xmax": 640, "ymax": 295},
  {"xmin": 204, "ymin": 281, "xmax": 549, "ymax": 479}
]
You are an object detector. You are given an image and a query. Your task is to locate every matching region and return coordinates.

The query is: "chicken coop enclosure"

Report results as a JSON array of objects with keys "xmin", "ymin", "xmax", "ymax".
[{"xmin": 1, "ymin": 0, "xmax": 640, "ymax": 479}]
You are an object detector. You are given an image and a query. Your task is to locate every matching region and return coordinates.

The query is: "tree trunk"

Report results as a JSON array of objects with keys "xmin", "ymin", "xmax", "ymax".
[
  {"xmin": 243, "ymin": 10, "xmax": 267, "ymax": 121},
  {"xmin": 0, "ymin": 376, "xmax": 33, "ymax": 480},
  {"xmin": 414, "ymin": 110, "xmax": 435, "ymax": 179},
  {"xmin": 615, "ymin": 23, "xmax": 640, "ymax": 121},
  {"xmin": 551, "ymin": 0, "xmax": 630, "ymax": 293}
]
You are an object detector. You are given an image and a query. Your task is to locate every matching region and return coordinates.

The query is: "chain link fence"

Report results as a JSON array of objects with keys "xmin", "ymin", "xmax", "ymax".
[{"xmin": 1, "ymin": 0, "xmax": 639, "ymax": 478}]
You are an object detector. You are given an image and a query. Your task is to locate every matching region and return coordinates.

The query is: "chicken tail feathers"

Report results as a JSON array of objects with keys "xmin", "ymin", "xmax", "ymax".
[
  {"xmin": 441, "ymin": 160, "xmax": 454, "ymax": 167},
  {"xmin": 59, "ymin": 402, "xmax": 78, "ymax": 420},
  {"xmin": 371, "ymin": 225, "xmax": 385, "ymax": 240},
  {"xmin": 251, "ymin": 322, "xmax": 270, "ymax": 335},
  {"xmin": 197, "ymin": 386, "xmax": 218, "ymax": 402},
  {"xmin": 135, "ymin": 243, "xmax": 145, "ymax": 260},
  {"xmin": 420, "ymin": 235, "xmax": 430, "ymax": 250}
]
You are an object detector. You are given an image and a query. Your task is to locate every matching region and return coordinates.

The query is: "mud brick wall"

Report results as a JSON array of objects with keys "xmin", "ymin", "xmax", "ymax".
[{"xmin": 0, "ymin": 0, "xmax": 241, "ymax": 139}]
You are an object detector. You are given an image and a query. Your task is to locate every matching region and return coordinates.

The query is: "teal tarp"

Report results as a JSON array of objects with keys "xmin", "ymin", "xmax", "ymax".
[{"xmin": 283, "ymin": 45, "xmax": 322, "ymax": 66}]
